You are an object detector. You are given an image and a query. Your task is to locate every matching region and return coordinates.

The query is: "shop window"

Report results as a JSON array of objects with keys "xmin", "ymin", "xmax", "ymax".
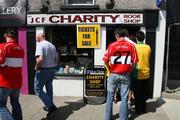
[
  {"xmin": 46, "ymin": 27, "xmax": 94, "ymax": 76},
  {"xmin": 65, "ymin": 0, "xmax": 95, "ymax": 5}
]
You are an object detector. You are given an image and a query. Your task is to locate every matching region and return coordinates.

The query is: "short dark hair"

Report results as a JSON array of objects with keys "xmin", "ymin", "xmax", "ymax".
[
  {"xmin": 136, "ymin": 31, "xmax": 145, "ymax": 42},
  {"xmin": 114, "ymin": 28, "xmax": 129, "ymax": 37},
  {"xmin": 5, "ymin": 29, "xmax": 17, "ymax": 39}
]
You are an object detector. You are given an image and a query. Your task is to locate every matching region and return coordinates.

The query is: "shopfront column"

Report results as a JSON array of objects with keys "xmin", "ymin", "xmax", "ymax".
[
  {"xmin": 94, "ymin": 26, "xmax": 106, "ymax": 65},
  {"xmin": 153, "ymin": 10, "xmax": 166, "ymax": 98},
  {"xmin": 18, "ymin": 28, "xmax": 29, "ymax": 94}
]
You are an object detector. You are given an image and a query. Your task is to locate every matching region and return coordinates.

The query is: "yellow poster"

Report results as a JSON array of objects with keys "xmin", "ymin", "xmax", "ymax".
[{"xmin": 77, "ymin": 25, "xmax": 100, "ymax": 48}]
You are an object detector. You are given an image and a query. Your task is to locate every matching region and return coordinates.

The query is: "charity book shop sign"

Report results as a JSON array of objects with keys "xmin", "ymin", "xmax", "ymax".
[
  {"xmin": 77, "ymin": 24, "xmax": 101, "ymax": 48},
  {"xmin": 27, "ymin": 13, "xmax": 143, "ymax": 25}
]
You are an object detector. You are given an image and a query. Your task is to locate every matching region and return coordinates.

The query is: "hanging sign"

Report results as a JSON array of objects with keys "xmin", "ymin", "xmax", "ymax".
[{"xmin": 77, "ymin": 24, "xmax": 100, "ymax": 48}]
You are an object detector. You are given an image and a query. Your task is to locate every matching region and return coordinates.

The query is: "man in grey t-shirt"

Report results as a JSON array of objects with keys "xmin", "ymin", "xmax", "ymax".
[{"xmin": 34, "ymin": 33, "xmax": 58, "ymax": 117}]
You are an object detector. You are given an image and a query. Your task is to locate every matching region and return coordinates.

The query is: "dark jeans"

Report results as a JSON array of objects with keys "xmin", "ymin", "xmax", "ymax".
[
  {"xmin": 0, "ymin": 88, "xmax": 22, "ymax": 120},
  {"xmin": 34, "ymin": 68, "xmax": 56, "ymax": 109},
  {"xmin": 133, "ymin": 79, "xmax": 149, "ymax": 114}
]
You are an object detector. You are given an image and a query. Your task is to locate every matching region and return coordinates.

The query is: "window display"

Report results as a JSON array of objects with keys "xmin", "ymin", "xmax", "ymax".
[{"xmin": 46, "ymin": 26, "xmax": 94, "ymax": 76}]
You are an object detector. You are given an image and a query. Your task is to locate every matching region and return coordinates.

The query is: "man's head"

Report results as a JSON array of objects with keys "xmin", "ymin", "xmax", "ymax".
[
  {"xmin": 136, "ymin": 31, "xmax": 145, "ymax": 42},
  {"xmin": 114, "ymin": 28, "xmax": 129, "ymax": 39},
  {"xmin": 36, "ymin": 33, "xmax": 46, "ymax": 42},
  {"xmin": 4, "ymin": 30, "xmax": 17, "ymax": 42}
]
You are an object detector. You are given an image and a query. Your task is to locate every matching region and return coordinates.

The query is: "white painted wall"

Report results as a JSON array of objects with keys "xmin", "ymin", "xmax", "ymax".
[
  {"xmin": 53, "ymin": 78, "xmax": 83, "ymax": 97},
  {"xmin": 94, "ymin": 26, "xmax": 107, "ymax": 65},
  {"xmin": 153, "ymin": 10, "xmax": 166, "ymax": 98},
  {"xmin": 140, "ymin": 27, "xmax": 146, "ymax": 43}
]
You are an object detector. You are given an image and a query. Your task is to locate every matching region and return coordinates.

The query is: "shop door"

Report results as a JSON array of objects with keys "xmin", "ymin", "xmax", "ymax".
[
  {"xmin": 106, "ymin": 27, "xmax": 139, "ymax": 46},
  {"xmin": 165, "ymin": 24, "xmax": 180, "ymax": 92},
  {"xmin": 106, "ymin": 27, "xmax": 154, "ymax": 98}
]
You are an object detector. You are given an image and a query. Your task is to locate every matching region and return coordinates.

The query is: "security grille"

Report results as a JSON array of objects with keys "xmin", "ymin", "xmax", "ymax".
[{"xmin": 165, "ymin": 23, "xmax": 180, "ymax": 92}]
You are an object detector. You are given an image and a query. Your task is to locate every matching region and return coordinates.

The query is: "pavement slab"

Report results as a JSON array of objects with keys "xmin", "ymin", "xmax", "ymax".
[{"xmin": 6, "ymin": 95, "xmax": 177, "ymax": 120}]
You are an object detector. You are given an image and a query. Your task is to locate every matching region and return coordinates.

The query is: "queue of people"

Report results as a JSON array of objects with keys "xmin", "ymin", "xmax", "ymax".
[
  {"xmin": 0, "ymin": 28, "xmax": 151, "ymax": 120},
  {"xmin": 103, "ymin": 28, "xmax": 151, "ymax": 120}
]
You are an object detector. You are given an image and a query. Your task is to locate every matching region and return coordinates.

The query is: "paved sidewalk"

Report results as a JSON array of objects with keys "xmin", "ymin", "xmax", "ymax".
[{"xmin": 6, "ymin": 95, "xmax": 180, "ymax": 120}]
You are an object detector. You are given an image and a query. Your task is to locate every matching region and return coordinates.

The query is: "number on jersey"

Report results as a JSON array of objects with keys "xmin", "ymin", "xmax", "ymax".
[{"xmin": 111, "ymin": 51, "xmax": 131, "ymax": 64}]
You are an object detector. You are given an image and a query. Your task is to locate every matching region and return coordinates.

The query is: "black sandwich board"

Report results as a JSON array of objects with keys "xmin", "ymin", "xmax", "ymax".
[{"xmin": 83, "ymin": 65, "xmax": 107, "ymax": 104}]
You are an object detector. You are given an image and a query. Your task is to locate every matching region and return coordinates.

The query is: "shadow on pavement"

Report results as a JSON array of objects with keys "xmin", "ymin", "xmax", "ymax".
[
  {"xmin": 41, "ymin": 99, "xmax": 86, "ymax": 120},
  {"xmin": 113, "ymin": 98, "xmax": 166, "ymax": 120}
]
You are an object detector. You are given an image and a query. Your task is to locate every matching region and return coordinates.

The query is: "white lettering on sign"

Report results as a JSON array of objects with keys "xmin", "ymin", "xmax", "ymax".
[
  {"xmin": 1, "ymin": 7, "xmax": 22, "ymax": 14},
  {"xmin": 27, "ymin": 13, "xmax": 143, "ymax": 25}
]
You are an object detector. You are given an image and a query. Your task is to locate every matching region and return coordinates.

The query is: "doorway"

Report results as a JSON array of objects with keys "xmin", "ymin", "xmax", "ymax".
[{"xmin": 106, "ymin": 26, "xmax": 140, "ymax": 46}]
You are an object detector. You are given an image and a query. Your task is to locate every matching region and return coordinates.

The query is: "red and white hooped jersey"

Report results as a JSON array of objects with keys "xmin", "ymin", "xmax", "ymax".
[
  {"xmin": 103, "ymin": 38, "xmax": 138, "ymax": 74},
  {"xmin": 0, "ymin": 42, "xmax": 24, "ymax": 89}
]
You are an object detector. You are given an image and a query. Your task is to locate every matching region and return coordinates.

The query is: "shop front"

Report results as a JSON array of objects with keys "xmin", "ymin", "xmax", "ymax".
[{"xmin": 27, "ymin": 0, "xmax": 166, "ymax": 98}]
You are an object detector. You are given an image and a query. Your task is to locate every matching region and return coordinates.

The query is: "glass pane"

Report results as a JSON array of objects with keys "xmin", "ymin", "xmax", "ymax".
[
  {"xmin": 46, "ymin": 26, "xmax": 94, "ymax": 75},
  {"xmin": 68, "ymin": 0, "xmax": 93, "ymax": 4}
]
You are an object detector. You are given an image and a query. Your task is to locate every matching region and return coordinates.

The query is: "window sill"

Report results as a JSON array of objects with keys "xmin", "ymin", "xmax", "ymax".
[{"xmin": 55, "ymin": 73, "xmax": 84, "ymax": 77}]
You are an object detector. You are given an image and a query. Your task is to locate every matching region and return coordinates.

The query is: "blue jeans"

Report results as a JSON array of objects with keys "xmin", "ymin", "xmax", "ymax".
[
  {"xmin": 34, "ymin": 68, "xmax": 56, "ymax": 109},
  {"xmin": 0, "ymin": 88, "xmax": 22, "ymax": 120},
  {"xmin": 105, "ymin": 73, "xmax": 130, "ymax": 120},
  {"xmin": 9, "ymin": 90, "xmax": 22, "ymax": 120}
]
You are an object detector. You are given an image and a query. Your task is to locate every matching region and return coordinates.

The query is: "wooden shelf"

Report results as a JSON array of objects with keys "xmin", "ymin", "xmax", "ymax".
[
  {"xmin": 55, "ymin": 73, "xmax": 84, "ymax": 77},
  {"xmin": 59, "ymin": 53, "xmax": 89, "ymax": 57}
]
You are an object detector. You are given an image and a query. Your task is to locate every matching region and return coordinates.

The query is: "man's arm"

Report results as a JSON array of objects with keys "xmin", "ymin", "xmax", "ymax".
[
  {"xmin": 0, "ymin": 44, "xmax": 5, "ymax": 64},
  {"xmin": 35, "ymin": 55, "xmax": 43, "ymax": 70},
  {"xmin": 35, "ymin": 43, "xmax": 44, "ymax": 70},
  {"xmin": 104, "ymin": 62, "xmax": 110, "ymax": 69}
]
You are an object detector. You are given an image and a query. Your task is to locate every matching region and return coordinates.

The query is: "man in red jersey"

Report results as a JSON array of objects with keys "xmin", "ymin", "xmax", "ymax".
[
  {"xmin": 103, "ymin": 28, "xmax": 138, "ymax": 120},
  {"xmin": 0, "ymin": 30, "xmax": 24, "ymax": 120}
]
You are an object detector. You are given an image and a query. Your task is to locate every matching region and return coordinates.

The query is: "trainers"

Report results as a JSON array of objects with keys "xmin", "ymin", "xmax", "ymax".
[{"xmin": 47, "ymin": 105, "xmax": 58, "ymax": 117}]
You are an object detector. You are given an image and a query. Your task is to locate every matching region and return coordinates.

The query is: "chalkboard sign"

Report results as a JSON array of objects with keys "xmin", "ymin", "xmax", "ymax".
[{"xmin": 83, "ymin": 65, "xmax": 106, "ymax": 104}]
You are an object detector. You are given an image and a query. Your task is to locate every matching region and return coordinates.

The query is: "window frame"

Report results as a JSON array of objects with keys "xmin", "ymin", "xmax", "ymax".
[{"xmin": 65, "ymin": 0, "xmax": 95, "ymax": 5}]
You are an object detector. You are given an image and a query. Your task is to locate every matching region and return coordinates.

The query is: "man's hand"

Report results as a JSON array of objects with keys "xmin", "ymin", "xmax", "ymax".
[
  {"xmin": 34, "ymin": 66, "xmax": 39, "ymax": 71},
  {"xmin": 35, "ymin": 55, "xmax": 43, "ymax": 71},
  {"xmin": 128, "ymin": 90, "xmax": 135, "ymax": 102}
]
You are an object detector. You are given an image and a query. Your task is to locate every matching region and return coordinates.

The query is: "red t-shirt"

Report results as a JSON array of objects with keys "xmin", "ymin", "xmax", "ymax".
[
  {"xmin": 0, "ymin": 42, "xmax": 24, "ymax": 89},
  {"xmin": 103, "ymin": 38, "xmax": 138, "ymax": 74}
]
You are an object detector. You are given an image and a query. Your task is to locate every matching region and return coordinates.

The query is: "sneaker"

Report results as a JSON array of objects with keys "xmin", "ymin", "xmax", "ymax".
[
  {"xmin": 47, "ymin": 105, "xmax": 58, "ymax": 117},
  {"xmin": 43, "ymin": 106, "xmax": 49, "ymax": 112}
]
